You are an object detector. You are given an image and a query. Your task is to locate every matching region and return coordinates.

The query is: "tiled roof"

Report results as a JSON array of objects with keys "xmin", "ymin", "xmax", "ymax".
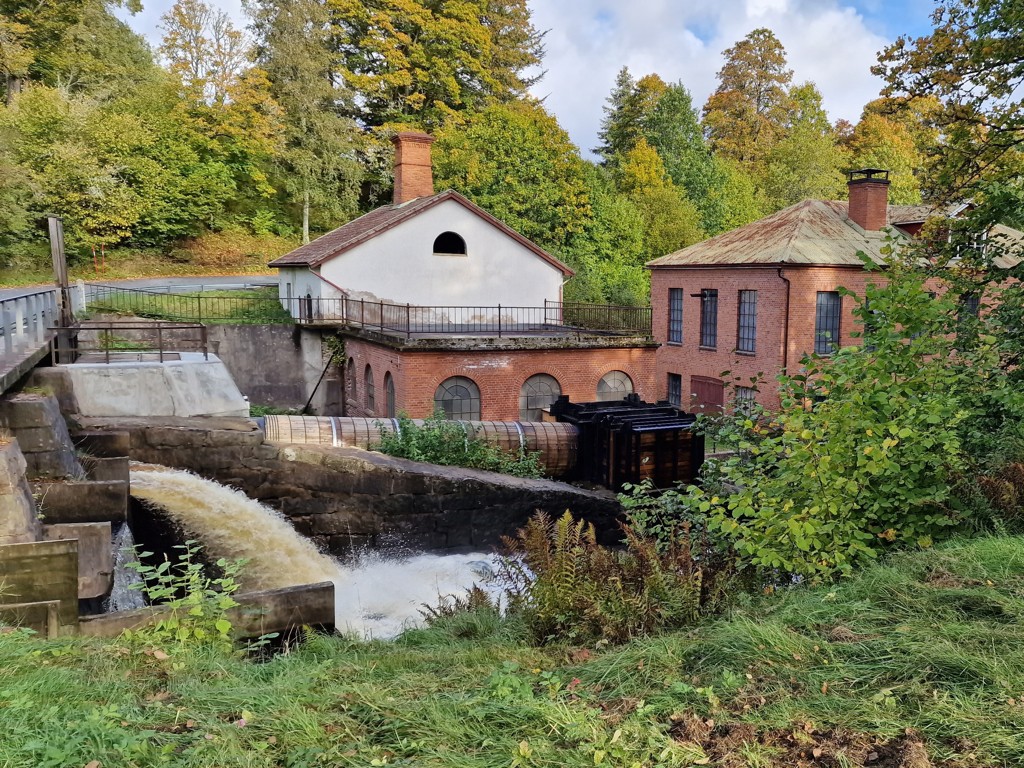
[{"xmin": 268, "ymin": 190, "xmax": 573, "ymax": 275}]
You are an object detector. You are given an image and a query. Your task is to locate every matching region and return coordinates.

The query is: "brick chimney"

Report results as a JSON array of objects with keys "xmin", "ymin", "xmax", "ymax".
[
  {"xmin": 392, "ymin": 131, "xmax": 436, "ymax": 205},
  {"xmin": 847, "ymin": 168, "xmax": 891, "ymax": 231}
]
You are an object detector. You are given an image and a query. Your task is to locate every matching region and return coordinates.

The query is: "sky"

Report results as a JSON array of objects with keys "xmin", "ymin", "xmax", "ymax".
[{"xmin": 117, "ymin": 0, "xmax": 937, "ymax": 156}]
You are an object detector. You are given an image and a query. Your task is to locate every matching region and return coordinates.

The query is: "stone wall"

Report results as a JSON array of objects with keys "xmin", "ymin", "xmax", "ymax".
[
  {"xmin": 0, "ymin": 393, "xmax": 83, "ymax": 479},
  {"xmin": 76, "ymin": 416, "xmax": 623, "ymax": 555},
  {"xmin": 0, "ymin": 441, "xmax": 40, "ymax": 545},
  {"xmin": 206, "ymin": 324, "xmax": 341, "ymax": 413}
]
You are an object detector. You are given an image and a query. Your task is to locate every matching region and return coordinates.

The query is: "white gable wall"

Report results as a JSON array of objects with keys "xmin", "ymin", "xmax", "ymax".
[{"xmin": 318, "ymin": 199, "xmax": 565, "ymax": 307}]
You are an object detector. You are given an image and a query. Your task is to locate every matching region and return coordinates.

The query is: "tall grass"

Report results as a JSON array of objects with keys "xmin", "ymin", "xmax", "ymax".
[{"xmin": 1, "ymin": 537, "xmax": 1023, "ymax": 766}]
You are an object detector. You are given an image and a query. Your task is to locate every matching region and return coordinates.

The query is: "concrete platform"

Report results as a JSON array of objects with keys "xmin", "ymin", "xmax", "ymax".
[{"xmin": 61, "ymin": 353, "xmax": 249, "ymax": 418}]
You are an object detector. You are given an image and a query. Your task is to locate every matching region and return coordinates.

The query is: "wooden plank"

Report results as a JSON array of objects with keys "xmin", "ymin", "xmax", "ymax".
[
  {"xmin": 0, "ymin": 539, "xmax": 79, "ymax": 634},
  {"xmin": 79, "ymin": 581, "xmax": 336, "ymax": 638}
]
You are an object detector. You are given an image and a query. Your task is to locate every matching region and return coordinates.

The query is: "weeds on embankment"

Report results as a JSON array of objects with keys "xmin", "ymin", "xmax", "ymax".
[{"xmin": 1, "ymin": 535, "xmax": 1023, "ymax": 767}]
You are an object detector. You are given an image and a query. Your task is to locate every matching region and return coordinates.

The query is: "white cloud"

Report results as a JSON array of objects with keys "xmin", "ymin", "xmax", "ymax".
[
  {"xmin": 527, "ymin": 0, "xmax": 893, "ymax": 156},
  {"xmin": 121, "ymin": 0, "xmax": 895, "ymax": 156}
]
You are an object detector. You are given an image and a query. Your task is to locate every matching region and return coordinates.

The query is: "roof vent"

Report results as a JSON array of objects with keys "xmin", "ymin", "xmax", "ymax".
[{"xmin": 847, "ymin": 168, "xmax": 891, "ymax": 231}]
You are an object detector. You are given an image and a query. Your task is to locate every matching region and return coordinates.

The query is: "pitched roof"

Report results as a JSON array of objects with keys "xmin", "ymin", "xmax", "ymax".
[
  {"xmin": 647, "ymin": 200, "xmax": 911, "ymax": 268},
  {"xmin": 647, "ymin": 198, "xmax": 1023, "ymax": 269},
  {"xmin": 268, "ymin": 190, "xmax": 573, "ymax": 275}
]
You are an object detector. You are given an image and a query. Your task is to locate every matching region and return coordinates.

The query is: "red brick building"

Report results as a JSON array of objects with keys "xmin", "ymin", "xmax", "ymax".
[
  {"xmin": 271, "ymin": 132, "xmax": 657, "ymax": 421},
  {"xmin": 648, "ymin": 170, "xmax": 961, "ymax": 412}
]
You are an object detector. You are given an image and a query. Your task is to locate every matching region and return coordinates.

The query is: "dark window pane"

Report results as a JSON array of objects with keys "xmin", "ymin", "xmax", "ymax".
[
  {"xmin": 364, "ymin": 366, "xmax": 375, "ymax": 413},
  {"xmin": 667, "ymin": 373, "xmax": 682, "ymax": 407},
  {"xmin": 519, "ymin": 374, "xmax": 561, "ymax": 421},
  {"xmin": 668, "ymin": 288, "xmax": 683, "ymax": 343},
  {"xmin": 434, "ymin": 376, "xmax": 481, "ymax": 420},
  {"xmin": 737, "ymin": 290, "xmax": 757, "ymax": 353},
  {"xmin": 815, "ymin": 291, "xmax": 841, "ymax": 355},
  {"xmin": 700, "ymin": 289, "xmax": 718, "ymax": 348}
]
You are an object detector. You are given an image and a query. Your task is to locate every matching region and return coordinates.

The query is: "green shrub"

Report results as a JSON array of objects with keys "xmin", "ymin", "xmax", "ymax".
[
  {"xmin": 499, "ymin": 511, "xmax": 730, "ymax": 644},
  {"xmin": 125, "ymin": 541, "xmax": 243, "ymax": 651},
  {"xmin": 680, "ymin": 256, "xmax": 1005, "ymax": 581},
  {"xmin": 375, "ymin": 412, "xmax": 544, "ymax": 478}
]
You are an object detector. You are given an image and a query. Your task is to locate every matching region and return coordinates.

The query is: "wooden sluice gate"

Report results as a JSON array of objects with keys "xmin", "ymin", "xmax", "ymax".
[{"xmin": 263, "ymin": 396, "xmax": 703, "ymax": 488}]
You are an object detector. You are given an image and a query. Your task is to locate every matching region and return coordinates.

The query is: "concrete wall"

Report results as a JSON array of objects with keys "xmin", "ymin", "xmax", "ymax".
[
  {"xmin": 207, "ymin": 324, "xmax": 340, "ymax": 412},
  {"xmin": 64, "ymin": 353, "xmax": 249, "ymax": 418},
  {"xmin": 319, "ymin": 199, "xmax": 565, "ymax": 309}
]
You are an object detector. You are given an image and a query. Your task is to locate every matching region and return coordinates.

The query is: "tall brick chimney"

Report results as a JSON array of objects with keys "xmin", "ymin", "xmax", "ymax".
[
  {"xmin": 847, "ymin": 168, "xmax": 891, "ymax": 231},
  {"xmin": 392, "ymin": 131, "xmax": 436, "ymax": 205}
]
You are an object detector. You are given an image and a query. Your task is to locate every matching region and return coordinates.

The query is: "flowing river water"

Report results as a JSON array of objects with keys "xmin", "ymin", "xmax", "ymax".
[{"xmin": 128, "ymin": 465, "xmax": 500, "ymax": 638}]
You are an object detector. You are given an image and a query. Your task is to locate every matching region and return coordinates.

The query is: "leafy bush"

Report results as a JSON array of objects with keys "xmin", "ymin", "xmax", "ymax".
[
  {"xmin": 500, "ymin": 511, "xmax": 730, "ymax": 644},
  {"xmin": 375, "ymin": 413, "xmax": 544, "ymax": 478},
  {"xmin": 684, "ymin": 257, "xmax": 991, "ymax": 581},
  {"xmin": 126, "ymin": 541, "xmax": 243, "ymax": 651}
]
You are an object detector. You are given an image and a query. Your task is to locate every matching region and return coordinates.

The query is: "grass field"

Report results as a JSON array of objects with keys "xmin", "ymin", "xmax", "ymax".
[
  {"xmin": 86, "ymin": 287, "xmax": 293, "ymax": 325},
  {"xmin": 2, "ymin": 536, "xmax": 1023, "ymax": 767}
]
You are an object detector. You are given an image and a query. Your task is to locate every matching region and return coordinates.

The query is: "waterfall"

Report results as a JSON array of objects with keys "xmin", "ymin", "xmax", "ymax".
[
  {"xmin": 128, "ymin": 465, "xmax": 500, "ymax": 638},
  {"xmin": 105, "ymin": 523, "xmax": 147, "ymax": 613},
  {"xmin": 107, "ymin": 523, "xmax": 147, "ymax": 612}
]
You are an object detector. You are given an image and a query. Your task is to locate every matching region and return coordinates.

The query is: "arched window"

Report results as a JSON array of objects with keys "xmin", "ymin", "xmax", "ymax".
[
  {"xmin": 346, "ymin": 357, "xmax": 357, "ymax": 402},
  {"xmin": 384, "ymin": 372, "xmax": 396, "ymax": 418},
  {"xmin": 434, "ymin": 376, "xmax": 481, "ymax": 420},
  {"xmin": 433, "ymin": 231, "xmax": 467, "ymax": 255},
  {"xmin": 596, "ymin": 370, "xmax": 633, "ymax": 402},
  {"xmin": 364, "ymin": 365, "xmax": 375, "ymax": 413},
  {"xmin": 519, "ymin": 374, "xmax": 561, "ymax": 422}
]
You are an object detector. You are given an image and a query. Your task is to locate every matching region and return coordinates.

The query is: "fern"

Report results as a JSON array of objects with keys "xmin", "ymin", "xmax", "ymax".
[{"xmin": 499, "ymin": 511, "xmax": 732, "ymax": 645}]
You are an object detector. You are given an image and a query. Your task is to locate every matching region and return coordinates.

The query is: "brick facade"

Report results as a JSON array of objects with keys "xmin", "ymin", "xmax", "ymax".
[
  {"xmin": 651, "ymin": 265, "xmax": 883, "ymax": 410},
  {"xmin": 342, "ymin": 336, "xmax": 657, "ymax": 421},
  {"xmin": 392, "ymin": 132, "xmax": 435, "ymax": 204}
]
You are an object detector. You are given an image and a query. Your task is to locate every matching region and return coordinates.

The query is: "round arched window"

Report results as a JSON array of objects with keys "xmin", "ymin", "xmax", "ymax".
[
  {"xmin": 519, "ymin": 374, "xmax": 561, "ymax": 422},
  {"xmin": 434, "ymin": 376, "xmax": 481, "ymax": 420},
  {"xmin": 384, "ymin": 372, "xmax": 396, "ymax": 418},
  {"xmin": 433, "ymin": 231, "xmax": 467, "ymax": 255},
  {"xmin": 364, "ymin": 365, "xmax": 375, "ymax": 413},
  {"xmin": 596, "ymin": 370, "xmax": 633, "ymax": 402}
]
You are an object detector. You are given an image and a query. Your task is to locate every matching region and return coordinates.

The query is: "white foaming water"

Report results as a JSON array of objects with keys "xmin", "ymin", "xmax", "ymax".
[
  {"xmin": 106, "ymin": 523, "xmax": 147, "ymax": 612},
  {"xmin": 128, "ymin": 465, "xmax": 499, "ymax": 639}
]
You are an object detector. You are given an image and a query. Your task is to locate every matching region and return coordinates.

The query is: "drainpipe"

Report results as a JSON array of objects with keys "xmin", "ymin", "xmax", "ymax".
[{"xmin": 777, "ymin": 267, "xmax": 791, "ymax": 372}]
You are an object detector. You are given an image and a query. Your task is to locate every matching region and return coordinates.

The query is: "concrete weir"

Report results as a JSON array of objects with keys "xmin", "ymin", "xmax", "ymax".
[{"xmin": 59, "ymin": 352, "xmax": 249, "ymax": 418}]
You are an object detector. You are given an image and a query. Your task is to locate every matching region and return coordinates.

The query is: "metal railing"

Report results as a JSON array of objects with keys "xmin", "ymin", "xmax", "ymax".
[
  {"xmin": 86, "ymin": 284, "xmax": 293, "ymax": 324},
  {"xmin": 50, "ymin": 321, "xmax": 208, "ymax": 365},
  {"xmin": 0, "ymin": 289, "xmax": 60, "ymax": 359},
  {"xmin": 84, "ymin": 284, "xmax": 653, "ymax": 338}
]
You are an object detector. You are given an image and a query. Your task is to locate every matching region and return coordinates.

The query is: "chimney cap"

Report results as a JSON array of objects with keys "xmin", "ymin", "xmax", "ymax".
[
  {"xmin": 847, "ymin": 168, "xmax": 890, "ymax": 184},
  {"xmin": 391, "ymin": 131, "xmax": 436, "ymax": 146}
]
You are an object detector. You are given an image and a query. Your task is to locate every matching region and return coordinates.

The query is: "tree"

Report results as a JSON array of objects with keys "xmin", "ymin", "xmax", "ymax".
[
  {"xmin": 248, "ymin": 0, "xmax": 362, "ymax": 242},
  {"xmin": 160, "ymin": 0, "xmax": 249, "ymax": 106},
  {"xmin": 845, "ymin": 112, "xmax": 923, "ymax": 205},
  {"xmin": 328, "ymin": 0, "xmax": 545, "ymax": 129},
  {"xmin": 614, "ymin": 138, "xmax": 703, "ymax": 261},
  {"xmin": 595, "ymin": 67, "xmax": 667, "ymax": 162},
  {"xmin": 763, "ymin": 82, "xmax": 848, "ymax": 209},
  {"xmin": 433, "ymin": 101, "xmax": 591, "ymax": 256},
  {"xmin": 642, "ymin": 81, "xmax": 726, "ymax": 233},
  {"xmin": 0, "ymin": 0, "xmax": 144, "ymax": 101},
  {"xmin": 703, "ymin": 28, "xmax": 792, "ymax": 173},
  {"xmin": 875, "ymin": 0, "xmax": 1024, "ymax": 198}
]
